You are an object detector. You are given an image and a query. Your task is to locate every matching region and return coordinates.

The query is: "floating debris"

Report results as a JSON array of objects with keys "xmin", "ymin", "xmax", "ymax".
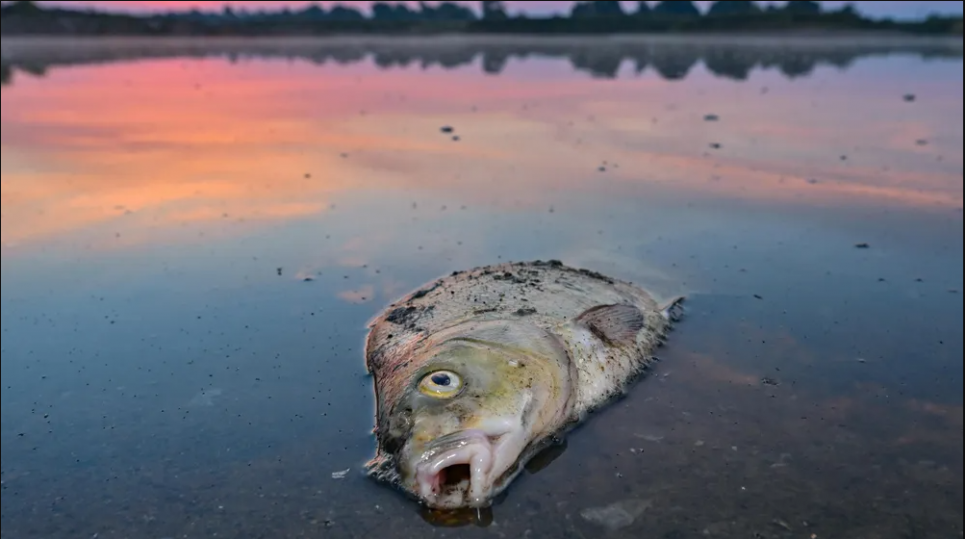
[
  {"xmin": 331, "ymin": 469, "xmax": 350, "ymax": 480},
  {"xmin": 855, "ymin": 243, "xmax": 870, "ymax": 249},
  {"xmin": 761, "ymin": 377, "xmax": 781, "ymax": 387},
  {"xmin": 773, "ymin": 519, "xmax": 793, "ymax": 532},
  {"xmin": 710, "ymin": 143, "xmax": 722, "ymax": 149},
  {"xmin": 903, "ymin": 94, "xmax": 917, "ymax": 102},
  {"xmin": 189, "ymin": 388, "xmax": 223, "ymax": 407},
  {"xmin": 440, "ymin": 126, "xmax": 455, "ymax": 134},
  {"xmin": 581, "ymin": 499, "xmax": 653, "ymax": 532},
  {"xmin": 704, "ymin": 114, "xmax": 720, "ymax": 122}
]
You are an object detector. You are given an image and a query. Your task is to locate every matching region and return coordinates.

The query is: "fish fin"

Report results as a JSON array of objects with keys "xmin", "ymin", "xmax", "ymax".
[
  {"xmin": 575, "ymin": 304, "xmax": 645, "ymax": 346},
  {"xmin": 659, "ymin": 296, "xmax": 686, "ymax": 322}
]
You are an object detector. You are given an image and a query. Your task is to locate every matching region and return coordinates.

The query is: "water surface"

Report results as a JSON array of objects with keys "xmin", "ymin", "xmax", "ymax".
[{"xmin": 2, "ymin": 36, "xmax": 963, "ymax": 539}]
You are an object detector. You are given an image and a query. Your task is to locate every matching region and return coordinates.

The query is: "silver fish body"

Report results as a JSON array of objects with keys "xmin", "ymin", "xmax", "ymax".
[{"xmin": 364, "ymin": 260, "xmax": 681, "ymax": 509}]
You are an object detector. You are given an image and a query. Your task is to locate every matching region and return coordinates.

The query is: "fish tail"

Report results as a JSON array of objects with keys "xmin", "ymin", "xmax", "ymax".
[{"xmin": 659, "ymin": 296, "xmax": 685, "ymax": 322}]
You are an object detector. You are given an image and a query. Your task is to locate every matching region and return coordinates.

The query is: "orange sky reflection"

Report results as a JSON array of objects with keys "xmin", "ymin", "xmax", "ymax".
[{"xmin": 2, "ymin": 52, "xmax": 962, "ymax": 251}]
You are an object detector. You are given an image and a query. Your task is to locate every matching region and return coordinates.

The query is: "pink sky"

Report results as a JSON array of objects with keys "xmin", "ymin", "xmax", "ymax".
[{"xmin": 34, "ymin": 1, "xmax": 965, "ymax": 19}]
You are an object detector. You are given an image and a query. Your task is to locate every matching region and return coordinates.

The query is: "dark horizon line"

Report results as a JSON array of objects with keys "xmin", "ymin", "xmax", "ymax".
[{"xmin": 4, "ymin": 0, "xmax": 963, "ymax": 23}]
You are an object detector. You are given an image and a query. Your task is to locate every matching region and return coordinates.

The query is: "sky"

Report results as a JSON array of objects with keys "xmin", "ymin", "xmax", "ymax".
[{"xmin": 33, "ymin": 1, "xmax": 965, "ymax": 20}]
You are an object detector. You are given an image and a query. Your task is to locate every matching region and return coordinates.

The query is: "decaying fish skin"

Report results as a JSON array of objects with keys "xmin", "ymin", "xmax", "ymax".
[{"xmin": 364, "ymin": 260, "xmax": 683, "ymax": 510}]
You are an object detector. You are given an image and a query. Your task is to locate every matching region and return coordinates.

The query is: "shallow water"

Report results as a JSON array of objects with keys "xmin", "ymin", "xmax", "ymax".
[{"xmin": 1, "ymin": 36, "xmax": 962, "ymax": 539}]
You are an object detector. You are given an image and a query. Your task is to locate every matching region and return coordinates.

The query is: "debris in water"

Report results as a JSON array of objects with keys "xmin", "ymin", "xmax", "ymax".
[
  {"xmin": 761, "ymin": 377, "xmax": 780, "ymax": 387},
  {"xmin": 635, "ymin": 434, "xmax": 665, "ymax": 443},
  {"xmin": 710, "ymin": 143, "xmax": 722, "ymax": 149},
  {"xmin": 581, "ymin": 499, "xmax": 653, "ymax": 532},
  {"xmin": 704, "ymin": 114, "xmax": 720, "ymax": 122},
  {"xmin": 189, "ymin": 388, "xmax": 224, "ymax": 407},
  {"xmin": 331, "ymin": 469, "xmax": 350, "ymax": 480},
  {"xmin": 916, "ymin": 139, "xmax": 929, "ymax": 146},
  {"xmin": 903, "ymin": 94, "xmax": 916, "ymax": 102},
  {"xmin": 773, "ymin": 519, "xmax": 793, "ymax": 532},
  {"xmin": 807, "ymin": 178, "xmax": 820, "ymax": 185},
  {"xmin": 277, "ymin": 268, "xmax": 284, "ymax": 276},
  {"xmin": 440, "ymin": 126, "xmax": 455, "ymax": 134},
  {"xmin": 452, "ymin": 136, "xmax": 460, "ymax": 142},
  {"xmin": 855, "ymin": 243, "xmax": 870, "ymax": 249}
]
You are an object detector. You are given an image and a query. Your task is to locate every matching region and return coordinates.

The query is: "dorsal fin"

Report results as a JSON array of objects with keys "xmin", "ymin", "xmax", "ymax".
[{"xmin": 575, "ymin": 304, "xmax": 645, "ymax": 346}]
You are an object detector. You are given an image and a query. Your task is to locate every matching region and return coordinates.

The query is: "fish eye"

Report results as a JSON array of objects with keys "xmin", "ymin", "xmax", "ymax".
[{"xmin": 419, "ymin": 370, "xmax": 463, "ymax": 398}]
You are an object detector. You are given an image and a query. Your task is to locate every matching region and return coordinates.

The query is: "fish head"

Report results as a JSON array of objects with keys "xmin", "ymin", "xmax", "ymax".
[{"xmin": 376, "ymin": 321, "xmax": 574, "ymax": 509}]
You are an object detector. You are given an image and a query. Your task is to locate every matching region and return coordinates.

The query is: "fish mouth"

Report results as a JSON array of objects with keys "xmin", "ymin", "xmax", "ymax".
[{"xmin": 415, "ymin": 429, "xmax": 506, "ymax": 509}]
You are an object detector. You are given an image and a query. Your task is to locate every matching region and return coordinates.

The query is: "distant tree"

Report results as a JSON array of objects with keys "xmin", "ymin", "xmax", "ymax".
[
  {"xmin": 372, "ymin": 3, "xmax": 420, "ymax": 21},
  {"xmin": 571, "ymin": 1, "xmax": 624, "ymax": 18},
  {"xmin": 435, "ymin": 2, "xmax": 477, "ymax": 21},
  {"xmin": 327, "ymin": 5, "xmax": 365, "ymax": 21},
  {"xmin": 301, "ymin": 3, "xmax": 327, "ymax": 20},
  {"xmin": 652, "ymin": 1, "xmax": 702, "ymax": 18},
  {"xmin": 372, "ymin": 2, "xmax": 401, "ymax": 20},
  {"xmin": 783, "ymin": 0, "xmax": 821, "ymax": 15},
  {"xmin": 481, "ymin": 1, "xmax": 508, "ymax": 21},
  {"xmin": 570, "ymin": 1, "xmax": 597, "ymax": 18},
  {"xmin": 595, "ymin": 1, "xmax": 625, "ymax": 16},
  {"xmin": 707, "ymin": 1, "xmax": 761, "ymax": 17},
  {"xmin": 4, "ymin": 0, "xmax": 43, "ymax": 14},
  {"xmin": 834, "ymin": 3, "xmax": 859, "ymax": 18}
]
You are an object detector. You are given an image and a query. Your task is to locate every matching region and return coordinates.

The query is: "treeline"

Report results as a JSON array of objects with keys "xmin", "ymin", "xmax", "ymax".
[{"xmin": 1, "ymin": 0, "xmax": 962, "ymax": 36}]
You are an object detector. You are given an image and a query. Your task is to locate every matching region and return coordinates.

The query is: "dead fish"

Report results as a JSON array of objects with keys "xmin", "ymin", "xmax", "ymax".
[{"xmin": 363, "ymin": 260, "xmax": 683, "ymax": 509}]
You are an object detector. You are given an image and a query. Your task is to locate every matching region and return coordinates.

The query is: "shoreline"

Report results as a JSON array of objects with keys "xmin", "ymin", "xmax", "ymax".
[{"xmin": 2, "ymin": 33, "xmax": 962, "ymax": 48}]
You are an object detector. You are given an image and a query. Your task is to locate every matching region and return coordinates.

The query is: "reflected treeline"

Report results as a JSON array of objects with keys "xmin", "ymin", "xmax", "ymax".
[{"xmin": 2, "ymin": 37, "xmax": 962, "ymax": 87}]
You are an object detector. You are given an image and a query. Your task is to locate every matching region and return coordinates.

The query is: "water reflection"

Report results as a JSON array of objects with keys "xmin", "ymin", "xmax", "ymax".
[
  {"xmin": 1, "ymin": 37, "xmax": 962, "ymax": 539},
  {"xmin": 2, "ymin": 36, "xmax": 961, "ymax": 86}
]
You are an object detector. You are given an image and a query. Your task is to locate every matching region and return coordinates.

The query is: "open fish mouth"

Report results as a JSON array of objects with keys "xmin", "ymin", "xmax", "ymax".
[{"xmin": 415, "ymin": 429, "xmax": 507, "ymax": 509}]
